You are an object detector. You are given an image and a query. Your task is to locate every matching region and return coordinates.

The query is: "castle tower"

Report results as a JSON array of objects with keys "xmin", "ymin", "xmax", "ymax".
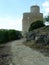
[
  {"xmin": 31, "ymin": 6, "xmax": 40, "ymax": 13},
  {"xmin": 22, "ymin": 5, "xmax": 43, "ymax": 36}
]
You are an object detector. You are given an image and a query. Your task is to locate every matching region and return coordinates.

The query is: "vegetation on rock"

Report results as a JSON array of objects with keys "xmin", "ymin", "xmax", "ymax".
[{"xmin": 29, "ymin": 20, "xmax": 45, "ymax": 31}]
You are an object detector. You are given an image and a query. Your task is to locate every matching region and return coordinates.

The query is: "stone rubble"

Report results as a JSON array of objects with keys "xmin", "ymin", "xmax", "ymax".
[{"xmin": 0, "ymin": 44, "xmax": 12, "ymax": 65}]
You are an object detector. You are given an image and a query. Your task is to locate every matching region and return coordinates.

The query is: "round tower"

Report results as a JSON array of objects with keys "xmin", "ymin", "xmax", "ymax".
[{"xmin": 30, "ymin": 5, "xmax": 40, "ymax": 13}]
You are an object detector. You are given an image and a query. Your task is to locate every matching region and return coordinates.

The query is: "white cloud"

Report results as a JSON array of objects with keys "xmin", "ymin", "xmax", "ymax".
[
  {"xmin": 45, "ymin": 8, "xmax": 49, "ymax": 13},
  {"xmin": 0, "ymin": 16, "xmax": 22, "ymax": 31},
  {"xmin": 42, "ymin": 1, "xmax": 49, "ymax": 7},
  {"xmin": 42, "ymin": 0, "xmax": 49, "ymax": 16}
]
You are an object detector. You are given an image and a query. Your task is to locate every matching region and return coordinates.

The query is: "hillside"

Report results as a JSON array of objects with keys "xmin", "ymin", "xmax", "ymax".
[{"xmin": 33, "ymin": 26, "xmax": 49, "ymax": 34}]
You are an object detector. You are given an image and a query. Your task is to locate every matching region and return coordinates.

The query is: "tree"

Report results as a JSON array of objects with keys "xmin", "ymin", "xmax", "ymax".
[
  {"xmin": 29, "ymin": 20, "xmax": 45, "ymax": 31},
  {"xmin": 45, "ymin": 15, "xmax": 49, "ymax": 21},
  {"xmin": 8, "ymin": 30, "xmax": 22, "ymax": 41},
  {"xmin": 0, "ymin": 29, "xmax": 22, "ymax": 44}
]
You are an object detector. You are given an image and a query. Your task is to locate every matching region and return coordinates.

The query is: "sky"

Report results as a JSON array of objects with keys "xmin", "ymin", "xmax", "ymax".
[{"xmin": 0, "ymin": 0, "xmax": 49, "ymax": 31}]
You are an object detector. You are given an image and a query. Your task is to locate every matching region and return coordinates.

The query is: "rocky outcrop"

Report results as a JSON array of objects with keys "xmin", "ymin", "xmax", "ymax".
[{"xmin": 26, "ymin": 31, "xmax": 49, "ymax": 45}]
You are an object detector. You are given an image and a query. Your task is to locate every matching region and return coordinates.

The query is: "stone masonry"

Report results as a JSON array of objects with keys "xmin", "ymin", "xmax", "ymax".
[{"xmin": 22, "ymin": 5, "xmax": 43, "ymax": 36}]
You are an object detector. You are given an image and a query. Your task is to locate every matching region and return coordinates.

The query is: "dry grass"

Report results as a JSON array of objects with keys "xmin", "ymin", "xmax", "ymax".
[
  {"xmin": 25, "ymin": 41, "xmax": 49, "ymax": 49},
  {"xmin": 24, "ymin": 40, "xmax": 49, "ymax": 57}
]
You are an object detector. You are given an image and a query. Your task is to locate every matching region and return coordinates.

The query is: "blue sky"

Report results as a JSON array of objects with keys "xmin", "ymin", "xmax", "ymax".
[{"xmin": 0, "ymin": 0, "xmax": 49, "ymax": 30}]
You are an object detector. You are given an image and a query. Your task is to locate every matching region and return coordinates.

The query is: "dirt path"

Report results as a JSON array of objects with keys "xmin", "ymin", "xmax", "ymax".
[{"xmin": 11, "ymin": 39, "xmax": 49, "ymax": 65}]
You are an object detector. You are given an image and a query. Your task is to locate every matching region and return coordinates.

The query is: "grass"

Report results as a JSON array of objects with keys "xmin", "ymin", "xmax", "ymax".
[
  {"xmin": 24, "ymin": 41, "xmax": 49, "ymax": 49},
  {"xmin": 24, "ymin": 40, "xmax": 49, "ymax": 57}
]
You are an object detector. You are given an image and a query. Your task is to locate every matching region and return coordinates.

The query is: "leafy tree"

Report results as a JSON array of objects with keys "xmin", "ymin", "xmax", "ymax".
[
  {"xmin": 8, "ymin": 30, "xmax": 22, "ymax": 41},
  {"xmin": 8, "ymin": 30, "xmax": 16, "ymax": 41},
  {"xmin": 29, "ymin": 20, "xmax": 45, "ymax": 31},
  {"xmin": 0, "ymin": 29, "xmax": 22, "ymax": 44},
  {"xmin": 45, "ymin": 15, "xmax": 49, "ymax": 21},
  {"xmin": 0, "ymin": 29, "xmax": 8, "ymax": 43}
]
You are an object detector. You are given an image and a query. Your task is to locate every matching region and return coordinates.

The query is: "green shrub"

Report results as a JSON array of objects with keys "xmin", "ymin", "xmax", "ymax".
[
  {"xmin": 29, "ymin": 20, "xmax": 45, "ymax": 31},
  {"xmin": 0, "ymin": 29, "xmax": 22, "ymax": 44}
]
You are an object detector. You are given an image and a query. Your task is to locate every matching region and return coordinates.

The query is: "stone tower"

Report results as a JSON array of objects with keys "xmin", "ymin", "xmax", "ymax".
[{"xmin": 22, "ymin": 5, "xmax": 43, "ymax": 35}]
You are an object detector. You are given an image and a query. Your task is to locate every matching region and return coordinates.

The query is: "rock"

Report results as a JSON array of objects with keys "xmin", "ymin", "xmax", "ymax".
[{"xmin": 26, "ymin": 31, "xmax": 36, "ymax": 41}]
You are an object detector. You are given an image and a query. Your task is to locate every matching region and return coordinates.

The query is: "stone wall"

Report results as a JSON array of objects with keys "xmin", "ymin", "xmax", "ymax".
[{"xmin": 22, "ymin": 5, "xmax": 43, "ymax": 36}]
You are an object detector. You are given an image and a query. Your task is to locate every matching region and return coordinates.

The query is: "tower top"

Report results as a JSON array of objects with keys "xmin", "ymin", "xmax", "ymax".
[{"xmin": 30, "ymin": 5, "xmax": 40, "ymax": 13}]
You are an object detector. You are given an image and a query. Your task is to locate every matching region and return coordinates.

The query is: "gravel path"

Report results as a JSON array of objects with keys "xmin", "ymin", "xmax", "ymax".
[
  {"xmin": 11, "ymin": 39, "xmax": 49, "ymax": 65},
  {"xmin": 0, "ymin": 42, "xmax": 12, "ymax": 65}
]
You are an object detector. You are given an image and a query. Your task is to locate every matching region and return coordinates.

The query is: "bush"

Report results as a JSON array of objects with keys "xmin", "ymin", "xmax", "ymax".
[
  {"xmin": 29, "ymin": 20, "xmax": 45, "ymax": 31},
  {"xmin": 0, "ymin": 29, "xmax": 22, "ymax": 44}
]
